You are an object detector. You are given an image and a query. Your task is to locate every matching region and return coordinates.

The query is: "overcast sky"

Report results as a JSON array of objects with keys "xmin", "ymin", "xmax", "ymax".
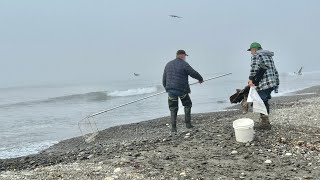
[{"xmin": 0, "ymin": 0, "xmax": 319, "ymax": 87}]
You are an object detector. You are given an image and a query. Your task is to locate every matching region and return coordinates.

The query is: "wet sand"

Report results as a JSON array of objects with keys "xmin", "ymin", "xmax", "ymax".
[{"xmin": 1, "ymin": 86, "xmax": 320, "ymax": 179}]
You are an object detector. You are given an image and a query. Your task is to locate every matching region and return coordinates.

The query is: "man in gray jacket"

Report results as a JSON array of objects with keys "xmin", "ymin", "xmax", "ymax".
[{"xmin": 163, "ymin": 50, "xmax": 204, "ymax": 133}]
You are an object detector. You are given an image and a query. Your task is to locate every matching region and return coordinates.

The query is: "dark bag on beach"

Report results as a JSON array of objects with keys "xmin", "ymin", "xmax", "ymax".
[
  {"xmin": 229, "ymin": 66, "xmax": 267, "ymax": 104},
  {"xmin": 229, "ymin": 86, "xmax": 250, "ymax": 103}
]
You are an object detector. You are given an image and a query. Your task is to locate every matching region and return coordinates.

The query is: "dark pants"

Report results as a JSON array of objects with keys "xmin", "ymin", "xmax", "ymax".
[
  {"xmin": 167, "ymin": 93, "xmax": 193, "ymax": 131},
  {"xmin": 168, "ymin": 94, "xmax": 192, "ymax": 112},
  {"xmin": 257, "ymin": 87, "xmax": 274, "ymax": 114}
]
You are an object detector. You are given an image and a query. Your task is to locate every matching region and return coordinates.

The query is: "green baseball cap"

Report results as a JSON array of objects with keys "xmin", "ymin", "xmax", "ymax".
[{"xmin": 247, "ymin": 42, "xmax": 262, "ymax": 51}]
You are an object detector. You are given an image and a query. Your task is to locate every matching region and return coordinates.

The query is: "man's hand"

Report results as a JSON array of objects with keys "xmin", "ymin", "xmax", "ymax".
[
  {"xmin": 248, "ymin": 80, "xmax": 255, "ymax": 87},
  {"xmin": 199, "ymin": 80, "xmax": 204, "ymax": 84}
]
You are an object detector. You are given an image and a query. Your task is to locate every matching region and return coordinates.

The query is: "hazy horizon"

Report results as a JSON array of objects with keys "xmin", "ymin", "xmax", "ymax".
[{"xmin": 1, "ymin": 0, "xmax": 319, "ymax": 88}]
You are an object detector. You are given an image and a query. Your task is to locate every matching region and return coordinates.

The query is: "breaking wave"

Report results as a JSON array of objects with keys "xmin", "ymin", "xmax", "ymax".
[
  {"xmin": 0, "ymin": 86, "xmax": 162, "ymax": 108},
  {"xmin": 108, "ymin": 87, "xmax": 158, "ymax": 97},
  {"xmin": 0, "ymin": 140, "xmax": 58, "ymax": 159}
]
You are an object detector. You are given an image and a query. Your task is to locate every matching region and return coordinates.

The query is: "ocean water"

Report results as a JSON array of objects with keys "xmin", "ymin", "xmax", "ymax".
[{"xmin": 1, "ymin": 71, "xmax": 320, "ymax": 159}]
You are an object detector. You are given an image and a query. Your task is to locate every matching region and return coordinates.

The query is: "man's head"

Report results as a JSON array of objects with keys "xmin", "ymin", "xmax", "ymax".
[
  {"xmin": 247, "ymin": 42, "xmax": 262, "ymax": 55},
  {"xmin": 176, "ymin": 50, "xmax": 188, "ymax": 60}
]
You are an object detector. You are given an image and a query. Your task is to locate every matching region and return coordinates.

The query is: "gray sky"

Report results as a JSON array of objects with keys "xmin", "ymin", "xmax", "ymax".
[{"xmin": 0, "ymin": 0, "xmax": 319, "ymax": 87}]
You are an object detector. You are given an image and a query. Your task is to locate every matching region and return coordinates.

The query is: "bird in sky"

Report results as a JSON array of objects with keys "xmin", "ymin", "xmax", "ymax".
[
  {"xmin": 169, "ymin": 15, "xmax": 182, "ymax": 18},
  {"xmin": 294, "ymin": 67, "xmax": 303, "ymax": 76}
]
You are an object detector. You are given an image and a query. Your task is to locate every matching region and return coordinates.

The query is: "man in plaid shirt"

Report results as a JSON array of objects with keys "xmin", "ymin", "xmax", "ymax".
[{"xmin": 247, "ymin": 42, "xmax": 280, "ymax": 130}]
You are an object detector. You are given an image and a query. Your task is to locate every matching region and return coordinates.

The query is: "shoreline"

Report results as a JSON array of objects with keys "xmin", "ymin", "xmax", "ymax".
[
  {"xmin": 1, "ymin": 85, "xmax": 320, "ymax": 179},
  {"xmin": 1, "ymin": 85, "xmax": 318, "ymax": 160}
]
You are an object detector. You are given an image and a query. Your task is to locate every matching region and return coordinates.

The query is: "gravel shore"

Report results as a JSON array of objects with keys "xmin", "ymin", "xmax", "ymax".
[{"xmin": 1, "ymin": 86, "xmax": 320, "ymax": 179}]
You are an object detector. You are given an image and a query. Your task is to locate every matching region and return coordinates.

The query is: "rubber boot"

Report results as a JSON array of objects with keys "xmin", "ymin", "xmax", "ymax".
[
  {"xmin": 184, "ymin": 107, "xmax": 193, "ymax": 129},
  {"xmin": 170, "ymin": 110, "xmax": 178, "ymax": 133},
  {"xmin": 255, "ymin": 114, "xmax": 272, "ymax": 130},
  {"xmin": 241, "ymin": 96, "xmax": 249, "ymax": 114}
]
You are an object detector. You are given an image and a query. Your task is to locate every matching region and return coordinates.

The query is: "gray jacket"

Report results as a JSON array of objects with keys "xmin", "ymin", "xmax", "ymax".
[{"xmin": 162, "ymin": 58, "xmax": 203, "ymax": 94}]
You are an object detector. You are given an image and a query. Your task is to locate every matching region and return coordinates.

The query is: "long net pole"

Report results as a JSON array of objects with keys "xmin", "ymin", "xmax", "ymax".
[{"xmin": 86, "ymin": 72, "xmax": 232, "ymax": 119}]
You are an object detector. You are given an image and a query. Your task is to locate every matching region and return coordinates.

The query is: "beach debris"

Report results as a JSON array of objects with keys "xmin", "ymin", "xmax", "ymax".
[
  {"xmin": 231, "ymin": 150, "xmax": 238, "ymax": 155},
  {"xmin": 297, "ymin": 140, "xmax": 305, "ymax": 146},
  {"xmin": 114, "ymin": 167, "xmax": 121, "ymax": 173},
  {"xmin": 179, "ymin": 171, "xmax": 187, "ymax": 176},
  {"xmin": 264, "ymin": 160, "xmax": 272, "ymax": 164},
  {"xmin": 87, "ymin": 154, "xmax": 94, "ymax": 159},
  {"xmin": 285, "ymin": 153, "xmax": 292, "ymax": 156},
  {"xmin": 239, "ymin": 173, "xmax": 246, "ymax": 179},
  {"xmin": 184, "ymin": 133, "xmax": 191, "ymax": 139}
]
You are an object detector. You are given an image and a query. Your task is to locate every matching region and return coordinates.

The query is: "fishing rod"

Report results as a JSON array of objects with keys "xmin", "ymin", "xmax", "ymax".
[{"xmin": 85, "ymin": 72, "xmax": 232, "ymax": 119}]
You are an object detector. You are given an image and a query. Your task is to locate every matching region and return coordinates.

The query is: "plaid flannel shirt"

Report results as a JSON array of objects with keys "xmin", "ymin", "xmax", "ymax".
[{"xmin": 249, "ymin": 50, "xmax": 280, "ymax": 91}]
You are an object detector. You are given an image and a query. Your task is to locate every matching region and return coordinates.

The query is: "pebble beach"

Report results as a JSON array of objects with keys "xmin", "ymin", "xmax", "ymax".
[{"xmin": 1, "ymin": 86, "xmax": 320, "ymax": 179}]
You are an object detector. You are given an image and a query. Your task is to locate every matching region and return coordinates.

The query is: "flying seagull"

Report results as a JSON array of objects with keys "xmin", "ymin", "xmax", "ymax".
[
  {"xmin": 169, "ymin": 15, "xmax": 182, "ymax": 18},
  {"xmin": 134, "ymin": 73, "xmax": 140, "ymax": 77},
  {"xmin": 294, "ymin": 67, "xmax": 303, "ymax": 76}
]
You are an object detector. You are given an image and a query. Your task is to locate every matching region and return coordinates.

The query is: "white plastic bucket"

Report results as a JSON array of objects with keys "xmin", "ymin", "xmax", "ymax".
[{"xmin": 233, "ymin": 118, "xmax": 255, "ymax": 143}]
